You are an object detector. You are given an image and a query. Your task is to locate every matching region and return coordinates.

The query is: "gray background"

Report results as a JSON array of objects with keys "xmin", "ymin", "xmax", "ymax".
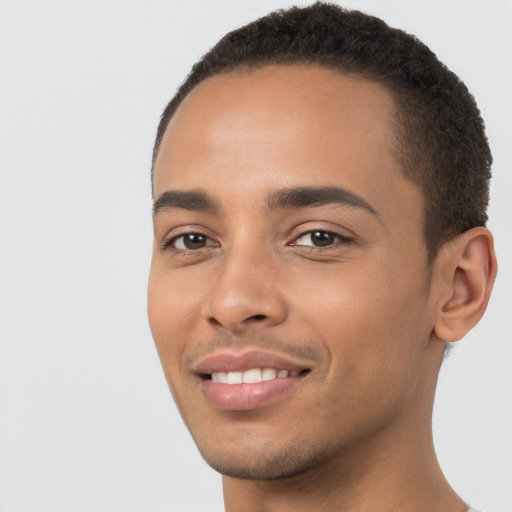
[{"xmin": 0, "ymin": 1, "xmax": 510, "ymax": 511}]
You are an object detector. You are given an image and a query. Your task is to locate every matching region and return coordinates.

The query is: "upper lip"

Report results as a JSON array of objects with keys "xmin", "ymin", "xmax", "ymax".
[{"xmin": 192, "ymin": 349, "xmax": 313, "ymax": 376}]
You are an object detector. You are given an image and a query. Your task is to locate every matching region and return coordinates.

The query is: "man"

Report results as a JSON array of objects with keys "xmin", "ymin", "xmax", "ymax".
[{"xmin": 148, "ymin": 3, "xmax": 496, "ymax": 511}]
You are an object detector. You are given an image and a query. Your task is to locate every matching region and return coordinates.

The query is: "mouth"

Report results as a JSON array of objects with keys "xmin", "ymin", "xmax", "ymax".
[
  {"xmin": 193, "ymin": 350, "xmax": 313, "ymax": 411},
  {"xmin": 206, "ymin": 367, "xmax": 311, "ymax": 384}
]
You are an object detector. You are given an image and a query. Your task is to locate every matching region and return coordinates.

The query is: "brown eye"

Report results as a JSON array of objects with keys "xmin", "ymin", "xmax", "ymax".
[
  {"xmin": 310, "ymin": 231, "xmax": 335, "ymax": 247},
  {"xmin": 183, "ymin": 234, "xmax": 207, "ymax": 249},
  {"xmin": 291, "ymin": 230, "xmax": 353, "ymax": 248},
  {"xmin": 170, "ymin": 233, "xmax": 217, "ymax": 251}
]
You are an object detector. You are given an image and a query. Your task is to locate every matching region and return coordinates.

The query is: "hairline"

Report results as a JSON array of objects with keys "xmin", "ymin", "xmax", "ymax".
[{"xmin": 153, "ymin": 61, "xmax": 415, "ymax": 192}]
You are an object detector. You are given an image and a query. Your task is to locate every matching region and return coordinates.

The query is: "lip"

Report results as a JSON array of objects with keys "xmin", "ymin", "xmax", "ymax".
[
  {"xmin": 193, "ymin": 349, "xmax": 310, "ymax": 375},
  {"xmin": 202, "ymin": 378, "xmax": 302, "ymax": 410},
  {"xmin": 193, "ymin": 349, "xmax": 313, "ymax": 411}
]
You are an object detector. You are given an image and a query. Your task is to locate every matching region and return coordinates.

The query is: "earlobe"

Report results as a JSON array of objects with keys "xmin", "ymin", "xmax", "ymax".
[{"xmin": 433, "ymin": 227, "xmax": 497, "ymax": 343}]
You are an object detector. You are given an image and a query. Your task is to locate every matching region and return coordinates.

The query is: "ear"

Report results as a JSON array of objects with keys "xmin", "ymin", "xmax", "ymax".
[{"xmin": 432, "ymin": 227, "xmax": 497, "ymax": 343}]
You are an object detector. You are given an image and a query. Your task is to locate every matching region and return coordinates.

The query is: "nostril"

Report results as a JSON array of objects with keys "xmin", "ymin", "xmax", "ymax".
[
  {"xmin": 249, "ymin": 314, "xmax": 267, "ymax": 321},
  {"xmin": 207, "ymin": 317, "xmax": 223, "ymax": 327}
]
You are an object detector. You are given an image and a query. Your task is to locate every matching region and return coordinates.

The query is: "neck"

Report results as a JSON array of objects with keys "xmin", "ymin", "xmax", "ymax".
[{"xmin": 222, "ymin": 343, "xmax": 467, "ymax": 512}]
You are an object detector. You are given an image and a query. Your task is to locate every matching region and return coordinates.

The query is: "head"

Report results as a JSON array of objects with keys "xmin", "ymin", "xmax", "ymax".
[{"xmin": 148, "ymin": 3, "xmax": 496, "ymax": 482}]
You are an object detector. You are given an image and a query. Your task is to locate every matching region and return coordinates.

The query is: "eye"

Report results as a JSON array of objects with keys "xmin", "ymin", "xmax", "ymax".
[
  {"xmin": 167, "ymin": 232, "xmax": 218, "ymax": 251},
  {"xmin": 290, "ymin": 230, "xmax": 352, "ymax": 248}
]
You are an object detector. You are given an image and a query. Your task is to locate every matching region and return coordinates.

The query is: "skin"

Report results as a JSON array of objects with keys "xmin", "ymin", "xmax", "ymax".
[{"xmin": 148, "ymin": 65, "xmax": 496, "ymax": 512}]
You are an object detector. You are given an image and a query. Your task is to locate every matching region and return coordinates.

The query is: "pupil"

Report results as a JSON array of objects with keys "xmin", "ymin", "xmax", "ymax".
[
  {"xmin": 184, "ymin": 234, "xmax": 205, "ymax": 249},
  {"xmin": 312, "ymin": 231, "xmax": 334, "ymax": 246}
]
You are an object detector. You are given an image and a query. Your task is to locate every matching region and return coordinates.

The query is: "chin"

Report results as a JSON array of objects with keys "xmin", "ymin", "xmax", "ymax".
[{"xmin": 196, "ymin": 438, "xmax": 334, "ymax": 481}]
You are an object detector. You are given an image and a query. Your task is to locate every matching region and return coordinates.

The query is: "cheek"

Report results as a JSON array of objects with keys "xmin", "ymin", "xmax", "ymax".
[
  {"xmin": 147, "ymin": 270, "xmax": 198, "ymax": 416},
  {"xmin": 294, "ymin": 264, "xmax": 430, "ymax": 438},
  {"xmin": 293, "ymin": 257, "xmax": 431, "ymax": 382},
  {"xmin": 147, "ymin": 263, "xmax": 199, "ymax": 371}
]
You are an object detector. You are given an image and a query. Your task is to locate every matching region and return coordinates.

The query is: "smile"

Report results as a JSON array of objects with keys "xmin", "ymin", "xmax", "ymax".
[
  {"xmin": 210, "ymin": 368, "xmax": 302, "ymax": 384},
  {"xmin": 193, "ymin": 350, "xmax": 313, "ymax": 410}
]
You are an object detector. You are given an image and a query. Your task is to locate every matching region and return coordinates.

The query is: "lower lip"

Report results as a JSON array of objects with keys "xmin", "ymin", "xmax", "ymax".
[{"xmin": 201, "ymin": 376, "xmax": 301, "ymax": 411}]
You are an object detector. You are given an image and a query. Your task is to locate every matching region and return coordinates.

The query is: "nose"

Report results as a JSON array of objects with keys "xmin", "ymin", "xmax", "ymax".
[{"xmin": 202, "ymin": 245, "xmax": 287, "ymax": 334}]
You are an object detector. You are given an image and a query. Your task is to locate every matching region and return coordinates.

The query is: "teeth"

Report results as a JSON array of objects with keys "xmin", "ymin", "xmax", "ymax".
[
  {"xmin": 226, "ymin": 371, "xmax": 243, "ymax": 384},
  {"xmin": 262, "ymin": 368, "xmax": 277, "ymax": 381},
  {"xmin": 243, "ymin": 368, "xmax": 262, "ymax": 383},
  {"xmin": 211, "ymin": 368, "xmax": 300, "ymax": 384}
]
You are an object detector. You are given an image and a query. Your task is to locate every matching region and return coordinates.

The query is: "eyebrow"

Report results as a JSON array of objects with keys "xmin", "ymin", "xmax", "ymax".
[
  {"xmin": 266, "ymin": 186, "xmax": 378, "ymax": 216},
  {"xmin": 153, "ymin": 185, "xmax": 378, "ymax": 218},
  {"xmin": 153, "ymin": 189, "xmax": 219, "ymax": 217}
]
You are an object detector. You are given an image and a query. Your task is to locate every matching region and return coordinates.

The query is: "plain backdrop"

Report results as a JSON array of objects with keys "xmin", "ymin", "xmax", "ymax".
[{"xmin": 0, "ymin": 1, "xmax": 511, "ymax": 511}]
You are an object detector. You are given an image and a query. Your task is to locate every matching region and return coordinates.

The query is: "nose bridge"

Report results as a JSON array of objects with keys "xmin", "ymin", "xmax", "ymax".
[{"xmin": 204, "ymin": 233, "xmax": 286, "ymax": 332}]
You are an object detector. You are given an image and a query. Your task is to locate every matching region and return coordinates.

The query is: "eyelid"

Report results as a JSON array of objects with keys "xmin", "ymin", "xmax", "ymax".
[
  {"xmin": 174, "ymin": 234, "xmax": 217, "ymax": 250},
  {"xmin": 161, "ymin": 229, "xmax": 219, "ymax": 252},
  {"xmin": 159, "ymin": 225, "xmax": 355, "ymax": 252},
  {"xmin": 289, "ymin": 228, "xmax": 355, "ymax": 248}
]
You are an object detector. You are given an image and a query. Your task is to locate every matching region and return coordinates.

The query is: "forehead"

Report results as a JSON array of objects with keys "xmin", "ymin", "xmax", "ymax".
[{"xmin": 153, "ymin": 65, "xmax": 418, "ymax": 221}]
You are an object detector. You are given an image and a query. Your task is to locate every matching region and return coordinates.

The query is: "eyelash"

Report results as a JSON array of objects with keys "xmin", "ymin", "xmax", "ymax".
[
  {"xmin": 162, "ymin": 232, "xmax": 217, "ymax": 252},
  {"xmin": 162, "ymin": 229, "xmax": 354, "ymax": 253},
  {"xmin": 290, "ymin": 230, "xmax": 354, "ymax": 249}
]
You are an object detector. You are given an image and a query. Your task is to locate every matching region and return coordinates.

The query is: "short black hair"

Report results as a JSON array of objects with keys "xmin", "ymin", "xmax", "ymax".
[{"xmin": 152, "ymin": 2, "xmax": 492, "ymax": 260}]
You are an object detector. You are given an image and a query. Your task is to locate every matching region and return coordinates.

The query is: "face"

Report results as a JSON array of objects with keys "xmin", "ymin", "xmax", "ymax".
[{"xmin": 148, "ymin": 65, "xmax": 439, "ymax": 480}]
